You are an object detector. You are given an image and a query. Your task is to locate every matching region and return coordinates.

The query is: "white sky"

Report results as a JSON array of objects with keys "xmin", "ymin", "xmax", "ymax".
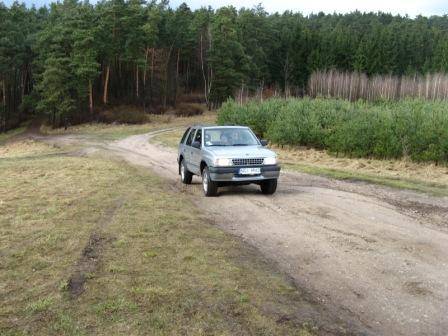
[
  {"xmin": 5, "ymin": 0, "xmax": 448, "ymax": 17},
  {"xmin": 170, "ymin": 0, "xmax": 447, "ymax": 16}
]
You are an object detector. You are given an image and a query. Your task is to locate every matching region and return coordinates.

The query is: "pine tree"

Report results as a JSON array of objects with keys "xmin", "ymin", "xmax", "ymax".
[
  {"xmin": 72, "ymin": 2, "xmax": 100, "ymax": 115},
  {"xmin": 208, "ymin": 6, "xmax": 249, "ymax": 106}
]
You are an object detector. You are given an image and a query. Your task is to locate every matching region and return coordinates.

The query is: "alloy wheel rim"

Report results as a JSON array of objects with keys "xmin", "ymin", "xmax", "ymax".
[{"xmin": 181, "ymin": 162, "xmax": 185, "ymax": 180}]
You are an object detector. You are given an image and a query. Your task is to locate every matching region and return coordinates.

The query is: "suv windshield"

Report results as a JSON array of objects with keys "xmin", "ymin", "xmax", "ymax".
[{"xmin": 204, "ymin": 128, "xmax": 259, "ymax": 147}]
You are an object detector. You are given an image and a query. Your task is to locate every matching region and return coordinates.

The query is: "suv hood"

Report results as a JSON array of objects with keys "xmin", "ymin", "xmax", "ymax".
[{"xmin": 206, "ymin": 146, "xmax": 276, "ymax": 158}]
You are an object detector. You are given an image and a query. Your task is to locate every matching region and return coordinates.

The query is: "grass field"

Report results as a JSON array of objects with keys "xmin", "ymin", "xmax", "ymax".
[
  {"xmin": 0, "ymin": 140, "xmax": 315, "ymax": 335},
  {"xmin": 0, "ymin": 126, "xmax": 27, "ymax": 144},
  {"xmin": 41, "ymin": 112, "xmax": 216, "ymax": 141},
  {"xmin": 151, "ymin": 128, "xmax": 448, "ymax": 196}
]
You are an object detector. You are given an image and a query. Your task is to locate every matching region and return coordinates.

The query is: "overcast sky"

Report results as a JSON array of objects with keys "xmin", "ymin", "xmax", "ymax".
[
  {"xmin": 4, "ymin": 0, "xmax": 447, "ymax": 17},
  {"xmin": 172, "ymin": 0, "xmax": 447, "ymax": 16}
]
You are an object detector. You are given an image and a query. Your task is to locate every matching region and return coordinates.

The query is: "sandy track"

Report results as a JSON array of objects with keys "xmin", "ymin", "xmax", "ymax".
[{"xmin": 47, "ymin": 130, "xmax": 448, "ymax": 336}]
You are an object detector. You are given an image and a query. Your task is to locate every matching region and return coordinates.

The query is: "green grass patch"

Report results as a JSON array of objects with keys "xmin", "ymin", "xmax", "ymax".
[{"xmin": 0, "ymin": 140, "xmax": 315, "ymax": 335}]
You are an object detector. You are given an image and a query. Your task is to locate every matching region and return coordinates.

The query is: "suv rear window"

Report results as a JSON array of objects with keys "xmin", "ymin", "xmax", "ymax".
[
  {"xmin": 194, "ymin": 128, "xmax": 202, "ymax": 144},
  {"xmin": 180, "ymin": 127, "xmax": 190, "ymax": 144},
  {"xmin": 186, "ymin": 128, "xmax": 196, "ymax": 146}
]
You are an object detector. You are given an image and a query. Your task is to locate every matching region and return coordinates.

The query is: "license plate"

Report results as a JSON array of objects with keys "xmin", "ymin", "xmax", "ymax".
[{"xmin": 239, "ymin": 168, "xmax": 261, "ymax": 175}]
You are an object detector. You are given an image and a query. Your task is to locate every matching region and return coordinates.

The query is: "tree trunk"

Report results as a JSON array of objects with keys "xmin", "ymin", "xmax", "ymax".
[
  {"xmin": 13, "ymin": 68, "xmax": 18, "ymax": 122},
  {"xmin": 1, "ymin": 79, "xmax": 5, "ymax": 131},
  {"xmin": 163, "ymin": 45, "xmax": 174, "ymax": 109},
  {"xmin": 1, "ymin": 80, "xmax": 5, "ymax": 108},
  {"xmin": 103, "ymin": 65, "xmax": 110, "ymax": 105},
  {"xmin": 89, "ymin": 80, "xmax": 94, "ymax": 114},
  {"xmin": 143, "ymin": 48, "xmax": 150, "ymax": 112},
  {"xmin": 52, "ymin": 109, "xmax": 56, "ymax": 129},
  {"xmin": 186, "ymin": 60, "xmax": 190, "ymax": 93},
  {"xmin": 200, "ymin": 33, "xmax": 209, "ymax": 108},
  {"xmin": 284, "ymin": 55, "xmax": 289, "ymax": 98},
  {"xmin": 150, "ymin": 48, "xmax": 154, "ymax": 106},
  {"xmin": 174, "ymin": 48, "xmax": 180, "ymax": 107},
  {"xmin": 143, "ymin": 47, "xmax": 149, "ymax": 87},
  {"xmin": 207, "ymin": 25, "xmax": 213, "ymax": 109},
  {"xmin": 21, "ymin": 68, "xmax": 26, "ymax": 101},
  {"xmin": 136, "ymin": 64, "xmax": 139, "ymax": 98}
]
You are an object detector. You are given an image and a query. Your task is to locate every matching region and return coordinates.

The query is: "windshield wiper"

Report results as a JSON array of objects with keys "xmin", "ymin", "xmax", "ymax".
[{"xmin": 232, "ymin": 144, "xmax": 250, "ymax": 146}]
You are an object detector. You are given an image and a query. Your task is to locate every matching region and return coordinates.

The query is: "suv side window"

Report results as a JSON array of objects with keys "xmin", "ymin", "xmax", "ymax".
[
  {"xmin": 186, "ymin": 128, "xmax": 196, "ymax": 146},
  {"xmin": 194, "ymin": 128, "xmax": 202, "ymax": 145},
  {"xmin": 180, "ymin": 127, "xmax": 190, "ymax": 144}
]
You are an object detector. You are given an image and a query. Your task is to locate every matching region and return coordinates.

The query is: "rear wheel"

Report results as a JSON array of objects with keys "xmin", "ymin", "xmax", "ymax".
[
  {"xmin": 202, "ymin": 167, "xmax": 218, "ymax": 197},
  {"xmin": 180, "ymin": 160, "xmax": 193, "ymax": 184},
  {"xmin": 260, "ymin": 179, "xmax": 277, "ymax": 195}
]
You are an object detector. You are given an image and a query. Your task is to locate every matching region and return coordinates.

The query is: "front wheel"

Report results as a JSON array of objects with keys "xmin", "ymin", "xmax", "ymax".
[
  {"xmin": 180, "ymin": 160, "xmax": 193, "ymax": 184},
  {"xmin": 260, "ymin": 179, "xmax": 277, "ymax": 195},
  {"xmin": 202, "ymin": 167, "xmax": 218, "ymax": 197}
]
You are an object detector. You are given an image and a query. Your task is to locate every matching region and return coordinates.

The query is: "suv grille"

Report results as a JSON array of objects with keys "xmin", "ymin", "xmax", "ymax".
[{"xmin": 232, "ymin": 158, "xmax": 264, "ymax": 166}]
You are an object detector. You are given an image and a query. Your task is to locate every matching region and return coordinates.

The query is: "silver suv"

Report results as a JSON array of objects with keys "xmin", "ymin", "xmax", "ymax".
[{"xmin": 177, "ymin": 125, "xmax": 281, "ymax": 196}]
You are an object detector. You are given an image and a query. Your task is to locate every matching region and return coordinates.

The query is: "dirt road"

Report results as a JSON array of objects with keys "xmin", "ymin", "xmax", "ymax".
[{"xmin": 47, "ymin": 130, "xmax": 448, "ymax": 336}]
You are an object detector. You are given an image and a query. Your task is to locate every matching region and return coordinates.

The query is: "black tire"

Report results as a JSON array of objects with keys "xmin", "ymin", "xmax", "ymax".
[
  {"xmin": 180, "ymin": 159, "xmax": 193, "ymax": 185},
  {"xmin": 260, "ymin": 179, "xmax": 277, "ymax": 195},
  {"xmin": 202, "ymin": 166, "xmax": 218, "ymax": 197}
]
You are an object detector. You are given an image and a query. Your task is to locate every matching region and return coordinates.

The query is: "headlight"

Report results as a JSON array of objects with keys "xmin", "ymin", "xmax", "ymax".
[
  {"xmin": 264, "ymin": 157, "xmax": 277, "ymax": 165},
  {"xmin": 214, "ymin": 158, "xmax": 233, "ymax": 167}
]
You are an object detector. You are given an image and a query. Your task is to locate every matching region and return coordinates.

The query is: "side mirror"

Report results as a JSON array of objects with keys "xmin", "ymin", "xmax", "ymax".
[
  {"xmin": 260, "ymin": 140, "xmax": 268, "ymax": 146},
  {"xmin": 192, "ymin": 141, "xmax": 201, "ymax": 149}
]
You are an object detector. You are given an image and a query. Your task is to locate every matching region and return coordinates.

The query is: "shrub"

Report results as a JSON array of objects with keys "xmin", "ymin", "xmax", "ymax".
[
  {"xmin": 217, "ymin": 98, "xmax": 285, "ymax": 137},
  {"xmin": 172, "ymin": 103, "xmax": 205, "ymax": 117},
  {"xmin": 218, "ymin": 98, "xmax": 448, "ymax": 164},
  {"xmin": 99, "ymin": 106, "xmax": 150, "ymax": 124}
]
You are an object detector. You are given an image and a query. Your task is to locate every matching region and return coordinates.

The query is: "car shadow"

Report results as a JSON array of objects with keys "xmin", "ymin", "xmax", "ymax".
[
  {"xmin": 217, "ymin": 185, "xmax": 263, "ymax": 196},
  {"xmin": 188, "ymin": 178, "xmax": 296, "ymax": 197}
]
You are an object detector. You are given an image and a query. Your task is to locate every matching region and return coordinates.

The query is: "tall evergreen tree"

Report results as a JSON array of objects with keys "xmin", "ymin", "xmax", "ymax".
[
  {"xmin": 208, "ymin": 6, "xmax": 249, "ymax": 105},
  {"xmin": 72, "ymin": 2, "xmax": 100, "ymax": 115}
]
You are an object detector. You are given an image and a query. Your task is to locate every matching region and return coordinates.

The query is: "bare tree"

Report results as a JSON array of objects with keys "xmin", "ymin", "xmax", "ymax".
[{"xmin": 308, "ymin": 70, "xmax": 448, "ymax": 101}]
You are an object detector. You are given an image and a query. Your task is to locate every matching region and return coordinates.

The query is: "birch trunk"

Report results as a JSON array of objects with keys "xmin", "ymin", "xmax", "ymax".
[
  {"xmin": 174, "ymin": 48, "xmax": 180, "ymax": 107},
  {"xmin": 103, "ymin": 65, "xmax": 110, "ymax": 105},
  {"xmin": 89, "ymin": 80, "xmax": 93, "ymax": 114},
  {"xmin": 200, "ymin": 33, "xmax": 209, "ymax": 107},
  {"xmin": 1, "ymin": 80, "xmax": 5, "ymax": 131},
  {"xmin": 136, "ymin": 64, "xmax": 139, "ymax": 98}
]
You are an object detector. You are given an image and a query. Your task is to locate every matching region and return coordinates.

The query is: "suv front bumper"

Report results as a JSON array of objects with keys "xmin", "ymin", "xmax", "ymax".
[{"xmin": 208, "ymin": 165, "xmax": 281, "ymax": 182}]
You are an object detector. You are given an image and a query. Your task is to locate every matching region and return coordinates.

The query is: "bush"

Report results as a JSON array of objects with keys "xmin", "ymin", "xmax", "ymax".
[
  {"xmin": 217, "ymin": 98, "xmax": 285, "ymax": 137},
  {"xmin": 99, "ymin": 106, "xmax": 150, "ymax": 124},
  {"xmin": 218, "ymin": 98, "xmax": 448, "ymax": 164},
  {"xmin": 172, "ymin": 103, "xmax": 205, "ymax": 117}
]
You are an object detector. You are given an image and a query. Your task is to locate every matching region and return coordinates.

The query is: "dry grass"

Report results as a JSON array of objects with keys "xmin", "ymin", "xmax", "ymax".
[
  {"xmin": 0, "ymin": 140, "xmax": 60, "ymax": 158},
  {"xmin": 275, "ymin": 145, "xmax": 448, "ymax": 196},
  {"xmin": 0, "ymin": 126, "xmax": 26, "ymax": 144},
  {"xmin": 0, "ymin": 140, "xmax": 315, "ymax": 336},
  {"xmin": 151, "ymin": 128, "xmax": 185, "ymax": 149},
  {"xmin": 275, "ymin": 145, "xmax": 448, "ymax": 186},
  {"xmin": 41, "ymin": 112, "xmax": 216, "ymax": 141}
]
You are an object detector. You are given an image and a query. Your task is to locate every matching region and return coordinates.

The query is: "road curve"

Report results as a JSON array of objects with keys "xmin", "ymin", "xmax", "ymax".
[{"xmin": 49, "ymin": 129, "xmax": 448, "ymax": 336}]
